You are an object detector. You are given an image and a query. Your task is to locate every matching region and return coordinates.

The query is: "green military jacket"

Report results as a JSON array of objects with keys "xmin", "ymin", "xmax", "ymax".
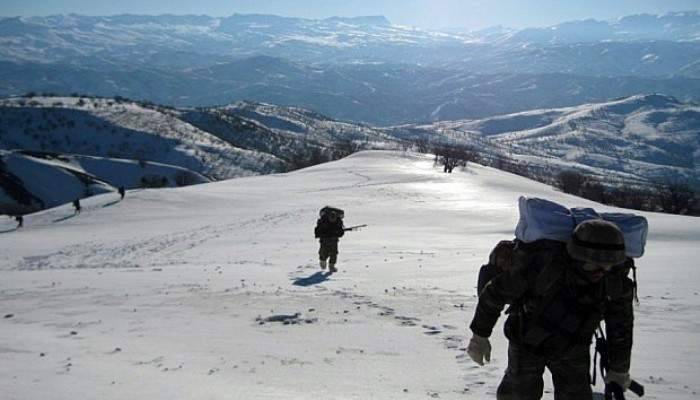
[{"xmin": 470, "ymin": 240, "xmax": 635, "ymax": 372}]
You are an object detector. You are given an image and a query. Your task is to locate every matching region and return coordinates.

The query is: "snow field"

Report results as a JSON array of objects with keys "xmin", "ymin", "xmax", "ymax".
[{"xmin": 1, "ymin": 151, "xmax": 698, "ymax": 399}]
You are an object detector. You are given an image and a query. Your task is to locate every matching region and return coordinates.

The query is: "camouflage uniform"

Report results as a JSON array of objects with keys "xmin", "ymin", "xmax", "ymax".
[
  {"xmin": 470, "ymin": 240, "xmax": 635, "ymax": 400},
  {"xmin": 315, "ymin": 216, "xmax": 345, "ymax": 265}
]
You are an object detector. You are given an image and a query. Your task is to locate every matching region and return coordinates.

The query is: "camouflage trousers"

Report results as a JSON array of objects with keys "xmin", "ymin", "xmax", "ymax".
[
  {"xmin": 497, "ymin": 342, "xmax": 592, "ymax": 400},
  {"xmin": 319, "ymin": 239, "xmax": 339, "ymax": 264}
]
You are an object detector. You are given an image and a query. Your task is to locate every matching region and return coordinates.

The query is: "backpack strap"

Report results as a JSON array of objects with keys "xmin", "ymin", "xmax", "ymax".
[
  {"xmin": 592, "ymin": 324, "xmax": 608, "ymax": 386},
  {"xmin": 608, "ymin": 258, "xmax": 639, "ymax": 305},
  {"xmin": 631, "ymin": 264, "xmax": 639, "ymax": 304}
]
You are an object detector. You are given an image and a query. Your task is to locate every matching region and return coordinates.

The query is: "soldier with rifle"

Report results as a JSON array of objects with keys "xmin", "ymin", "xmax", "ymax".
[{"xmin": 314, "ymin": 206, "xmax": 365, "ymax": 273}]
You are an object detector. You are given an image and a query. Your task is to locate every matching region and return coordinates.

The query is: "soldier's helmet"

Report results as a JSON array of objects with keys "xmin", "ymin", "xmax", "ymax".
[{"xmin": 566, "ymin": 219, "xmax": 626, "ymax": 266}]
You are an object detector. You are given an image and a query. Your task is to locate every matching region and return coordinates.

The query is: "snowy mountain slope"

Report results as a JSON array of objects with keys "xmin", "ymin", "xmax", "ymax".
[
  {"xmin": 0, "ymin": 96, "xmax": 286, "ymax": 179},
  {"xmin": 0, "ymin": 151, "xmax": 697, "ymax": 399},
  {"xmin": 0, "ymin": 95, "xmax": 398, "ymax": 213},
  {"xmin": 678, "ymin": 59, "xmax": 700, "ymax": 78},
  {"xmin": 395, "ymin": 94, "xmax": 700, "ymax": 186},
  {"xmin": 0, "ymin": 150, "xmax": 113, "ymax": 214},
  {"xmin": 0, "ymin": 150, "xmax": 210, "ymax": 214},
  {"xmin": 3, "ymin": 93, "xmax": 692, "ymax": 195},
  {"xmin": 60, "ymin": 153, "xmax": 210, "ymax": 189},
  {"xmin": 181, "ymin": 102, "xmax": 397, "ymax": 165},
  {"xmin": 502, "ymin": 11, "xmax": 700, "ymax": 44},
  {"xmin": 215, "ymin": 101, "xmax": 397, "ymax": 145}
]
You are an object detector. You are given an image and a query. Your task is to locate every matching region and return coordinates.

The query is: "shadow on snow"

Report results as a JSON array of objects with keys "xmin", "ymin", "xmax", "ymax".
[
  {"xmin": 102, "ymin": 200, "xmax": 121, "ymax": 208},
  {"xmin": 292, "ymin": 271, "xmax": 333, "ymax": 287},
  {"xmin": 53, "ymin": 213, "xmax": 77, "ymax": 223}
]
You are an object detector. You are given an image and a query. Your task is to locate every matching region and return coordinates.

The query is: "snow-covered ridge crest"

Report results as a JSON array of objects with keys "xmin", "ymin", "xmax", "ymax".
[{"xmin": 0, "ymin": 95, "xmax": 285, "ymax": 180}]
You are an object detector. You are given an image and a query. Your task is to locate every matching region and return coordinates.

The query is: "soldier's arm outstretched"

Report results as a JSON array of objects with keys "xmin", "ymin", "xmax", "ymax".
[
  {"xmin": 469, "ymin": 266, "xmax": 530, "ymax": 338},
  {"xmin": 466, "ymin": 267, "xmax": 530, "ymax": 366}
]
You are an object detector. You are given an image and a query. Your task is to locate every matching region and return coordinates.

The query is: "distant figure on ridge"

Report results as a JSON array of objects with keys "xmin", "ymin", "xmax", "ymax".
[
  {"xmin": 15, "ymin": 215, "xmax": 23, "ymax": 228},
  {"xmin": 314, "ymin": 206, "xmax": 345, "ymax": 273},
  {"xmin": 73, "ymin": 198, "xmax": 81, "ymax": 214},
  {"xmin": 118, "ymin": 186, "xmax": 126, "ymax": 199}
]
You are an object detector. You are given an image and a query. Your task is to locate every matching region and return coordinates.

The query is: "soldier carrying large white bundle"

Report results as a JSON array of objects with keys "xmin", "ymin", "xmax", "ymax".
[{"xmin": 467, "ymin": 198, "xmax": 647, "ymax": 400}]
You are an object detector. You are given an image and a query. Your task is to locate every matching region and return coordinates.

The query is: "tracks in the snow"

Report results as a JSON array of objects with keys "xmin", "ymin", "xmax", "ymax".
[
  {"xmin": 325, "ymin": 284, "xmax": 504, "ymax": 395},
  {"xmin": 289, "ymin": 262, "xmax": 476, "ymax": 371},
  {"xmin": 323, "ymin": 284, "xmax": 482, "ymax": 372},
  {"xmin": 15, "ymin": 210, "xmax": 301, "ymax": 271}
]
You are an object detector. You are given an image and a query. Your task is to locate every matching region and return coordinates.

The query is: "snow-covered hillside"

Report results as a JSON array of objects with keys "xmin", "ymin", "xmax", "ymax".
[
  {"xmin": 182, "ymin": 101, "xmax": 396, "ymax": 164},
  {"xmin": 0, "ymin": 150, "xmax": 113, "ymax": 214},
  {"xmin": 1, "ymin": 151, "xmax": 697, "ymax": 399},
  {"xmin": 0, "ymin": 96, "xmax": 285, "ymax": 180},
  {"xmin": 0, "ymin": 150, "xmax": 210, "ymax": 214},
  {"xmin": 397, "ymin": 94, "xmax": 700, "ymax": 186},
  {"xmin": 3, "ymin": 94, "xmax": 695, "ymax": 205},
  {"xmin": 0, "ymin": 95, "xmax": 401, "ymax": 212},
  {"xmin": 216, "ymin": 101, "xmax": 396, "ymax": 145}
]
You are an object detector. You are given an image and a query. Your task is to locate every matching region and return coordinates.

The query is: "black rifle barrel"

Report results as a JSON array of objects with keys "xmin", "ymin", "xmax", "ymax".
[{"xmin": 344, "ymin": 224, "xmax": 368, "ymax": 231}]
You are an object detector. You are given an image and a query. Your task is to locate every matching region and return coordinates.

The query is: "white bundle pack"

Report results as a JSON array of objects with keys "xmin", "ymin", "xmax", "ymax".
[{"xmin": 514, "ymin": 196, "xmax": 648, "ymax": 258}]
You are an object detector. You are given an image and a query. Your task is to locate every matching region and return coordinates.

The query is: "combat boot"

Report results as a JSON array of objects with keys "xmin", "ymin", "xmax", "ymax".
[{"xmin": 320, "ymin": 260, "xmax": 327, "ymax": 270}]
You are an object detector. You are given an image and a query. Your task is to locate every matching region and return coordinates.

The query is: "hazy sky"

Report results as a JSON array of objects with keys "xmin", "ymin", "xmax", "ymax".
[{"xmin": 2, "ymin": 0, "xmax": 699, "ymax": 30}]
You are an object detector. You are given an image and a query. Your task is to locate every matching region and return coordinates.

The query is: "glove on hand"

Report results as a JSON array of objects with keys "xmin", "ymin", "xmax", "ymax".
[
  {"xmin": 605, "ymin": 370, "xmax": 631, "ymax": 391},
  {"xmin": 467, "ymin": 334, "xmax": 491, "ymax": 366}
]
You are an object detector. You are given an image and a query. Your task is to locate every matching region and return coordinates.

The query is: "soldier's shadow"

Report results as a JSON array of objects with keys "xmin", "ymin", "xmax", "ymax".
[
  {"xmin": 102, "ymin": 200, "xmax": 121, "ymax": 208},
  {"xmin": 53, "ymin": 214, "xmax": 77, "ymax": 223},
  {"xmin": 292, "ymin": 271, "xmax": 333, "ymax": 287}
]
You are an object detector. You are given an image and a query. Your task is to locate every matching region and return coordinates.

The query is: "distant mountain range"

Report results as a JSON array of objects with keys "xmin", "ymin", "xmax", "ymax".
[
  {"xmin": 1, "ymin": 93, "xmax": 697, "ymax": 214},
  {"xmin": 2, "ymin": 12, "xmax": 699, "ymax": 66},
  {"xmin": 1, "ymin": 12, "xmax": 700, "ymax": 124},
  {"xmin": 393, "ymin": 94, "xmax": 700, "ymax": 187},
  {"xmin": 492, "ymin": 12, "xmax": 700, "ymax": 44}
]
